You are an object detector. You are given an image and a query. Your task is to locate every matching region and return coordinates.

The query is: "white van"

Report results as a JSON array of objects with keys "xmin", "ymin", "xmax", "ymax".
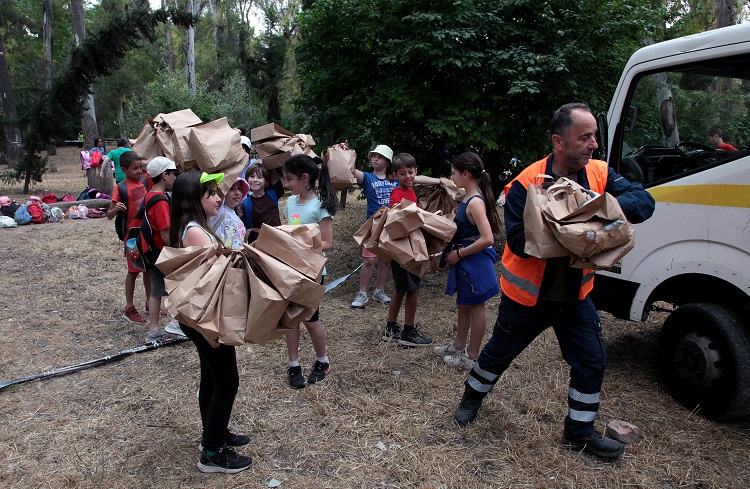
[{"xmin": 592, "ymin": 23, "xmax": 750, "ymax": 421}]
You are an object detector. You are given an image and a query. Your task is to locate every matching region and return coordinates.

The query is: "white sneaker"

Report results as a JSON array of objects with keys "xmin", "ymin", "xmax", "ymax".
[
  {"xmin": 443, "ymin": 349, "xmax": 475, "ymax": 369},
  {"xmin": 372, "ymin": 288, "xmax": 391, "ymax": 304},
  {"xmin": 433, "ymin": 340, "xmax": 460, "ymax": 357},
  {"xmin": 164, "ymin": 319, "xmax": 187, "ymax": 338},
  {"xmin": 351, "ymin": 291, "xmax": 369, "ymax": 308}
]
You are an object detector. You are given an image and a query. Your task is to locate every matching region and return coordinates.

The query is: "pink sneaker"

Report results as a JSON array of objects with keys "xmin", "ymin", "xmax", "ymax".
[{"xmin": 123, "ymin": 305, "xmax": 145, "ymax": 323}]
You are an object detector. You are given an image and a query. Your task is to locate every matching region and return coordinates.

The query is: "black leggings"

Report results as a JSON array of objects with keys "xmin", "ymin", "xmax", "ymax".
[{"xmin": 181, "ymin": 323, "xmax": 239, "ymax": 452}]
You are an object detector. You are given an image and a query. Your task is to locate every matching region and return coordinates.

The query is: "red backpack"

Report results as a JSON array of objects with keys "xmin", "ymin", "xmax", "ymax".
[
  {"xmin": 27, "ymin": 201, "xmax": 45, "ymax": 224},
  {"xmin": 90, "ymin": 151, "xmax": 103, "ymax": 168}
]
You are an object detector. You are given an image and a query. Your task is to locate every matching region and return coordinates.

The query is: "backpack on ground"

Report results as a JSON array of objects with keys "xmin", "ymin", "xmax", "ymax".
[
  {"xmin": 115, "ymin": 177, "xmax": 148, "ymax": 241},
  {"xmin": 27, "ymin": 201, "xmax": 45, "ymax": 224},
  {"xmin": 126, "ymin": 194, "xmax": 170, "ymax": 271},
  {"xmin": 14, "ymin": 204, "xmax": 31, "ymax": 225}
]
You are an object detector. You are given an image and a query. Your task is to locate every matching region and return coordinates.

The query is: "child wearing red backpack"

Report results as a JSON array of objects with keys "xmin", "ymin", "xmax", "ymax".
[
  {"xmin": 143, "ymin": 157, "xmax": 183, "ymax": 341},
  {"xmin": 106, "ymin": 151, "xmax": 151, "ymax": 323}
]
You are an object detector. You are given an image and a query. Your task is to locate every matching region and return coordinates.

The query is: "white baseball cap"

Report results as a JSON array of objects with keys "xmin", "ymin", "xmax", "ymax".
[{"xmin": 147, "ymin": 156, "xmax": 177, "ymax": 178}]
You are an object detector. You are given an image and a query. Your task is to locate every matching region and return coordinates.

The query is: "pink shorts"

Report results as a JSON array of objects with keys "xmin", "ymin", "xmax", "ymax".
[
  {"xmin": 361, "ymin": 247, "xmax": 390, "ymax": 263},
  {"xmin": 362, "ymin": 247, "xmax": 377, "ymax": 259}
]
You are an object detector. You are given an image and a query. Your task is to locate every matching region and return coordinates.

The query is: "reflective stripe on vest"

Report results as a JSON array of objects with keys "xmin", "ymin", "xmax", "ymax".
[{"xmin": 500, "ymin": 157, "xmax": 607, "ymax": 306}]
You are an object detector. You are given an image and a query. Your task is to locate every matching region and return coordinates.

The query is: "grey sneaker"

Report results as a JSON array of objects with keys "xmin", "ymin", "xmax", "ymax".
[
  {"xmin": 433, "ymin": 340, "xmax": 460, "ymax": 357},
  {"xmin": 164, "ymin": 319, "xmax": 187, "ymax": 338},
  {"xmin": 443, "ymin": 349, "xmax": 475, "ymax": 369},
  {"xmin": 372, "ymin": 288, "xmax": 391, "ymax": 304},
  {"xmin": 145, "ymin": 328, "xmax": 182, "ymax": 343},
  {"xmin": 351, "ymin": 291, "xmax": 369, "ymax": 308}
]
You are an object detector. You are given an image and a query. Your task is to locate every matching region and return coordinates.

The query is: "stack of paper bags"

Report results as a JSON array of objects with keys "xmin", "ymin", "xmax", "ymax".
[
  {"xmin": 413, "ymin": 178, "xmax": 465, "ymax": 219},
  {"xmin": 131, "ymin": 109, "xmax": 248, "ymax": 195},
  {"xmin": 251, "ymin": 122, "xmax": 317, "ymax": 170},
  {"xmin": 156, "ymin": 223, "xmax": 326, "ymax": 347},
  {"xmin": 353, "ymin": 200, "xmax": 457, "ymax": 277}
]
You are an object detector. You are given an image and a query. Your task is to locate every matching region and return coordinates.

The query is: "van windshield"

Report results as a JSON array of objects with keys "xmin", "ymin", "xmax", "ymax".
[{"xmin": 616, "ymin": 54, "xmax": 750, "ymax": 187}]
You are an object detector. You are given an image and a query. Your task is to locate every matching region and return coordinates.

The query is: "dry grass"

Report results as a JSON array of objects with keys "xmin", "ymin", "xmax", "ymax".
[{"xmin": 0, "ymin": 147, "xmax": 749, "ymax": 488}]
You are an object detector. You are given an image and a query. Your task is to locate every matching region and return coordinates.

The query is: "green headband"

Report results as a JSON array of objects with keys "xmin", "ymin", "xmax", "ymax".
[{"xmin": 200, "ymin": 172, "xmax": 224, "ymax": 185}]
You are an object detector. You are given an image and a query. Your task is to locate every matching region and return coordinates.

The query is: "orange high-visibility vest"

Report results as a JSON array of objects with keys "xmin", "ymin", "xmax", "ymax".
[{"xmin": 500, "ymin": 157, "xmax": 608, "ymax": 306}]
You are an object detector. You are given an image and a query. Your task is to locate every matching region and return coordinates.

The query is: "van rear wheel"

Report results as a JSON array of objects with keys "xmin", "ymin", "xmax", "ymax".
[{"xmin": 658, "ymin": 302, "xmax": 750, "ymax": 421}]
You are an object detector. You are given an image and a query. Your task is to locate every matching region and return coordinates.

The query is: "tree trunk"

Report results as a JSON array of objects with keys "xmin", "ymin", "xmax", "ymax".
[
  {"xmin": 71, "ymin": 0, "xmax": 98, "ymax": 150},
  {"xmin": 43, "ymin": 0, "xmax": 56, "ymax": 157},
  {"xmin": 186, "ymin": 0, "xmax": 198, "ymax": 94},
  {"xmin": 162, "ymin": 0, "xmax": 173, "ymax": 71},
  {"xmin": 118, "ymin": 94, "xmax": 126, "ymax": 139},
  {"xmin": 0, "ymin": 10, "xmax": 22, "ymax": 169},
  {"xmin": 87, "ymin": 164, "xmax": 114, "ymax": 198},
  {"xmin": 209, "ymin": 0, "xmax": 220, "ymax": 61},
  {"xmin": 716, "ymin": 0, "xmax": 733, "ymax": 28}
]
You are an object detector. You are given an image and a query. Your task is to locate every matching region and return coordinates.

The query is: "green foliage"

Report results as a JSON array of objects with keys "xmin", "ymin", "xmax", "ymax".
[
  {"xmin": 295, "ymin": 0, "xmax": 661, "ymax": 176},
  {"xmin": 5, "ymin": 6, "xmax": 197, "ymax": 192},
  {"xmin": 125, "ymin": 70, "xmax": 266, "ymax": 133}
]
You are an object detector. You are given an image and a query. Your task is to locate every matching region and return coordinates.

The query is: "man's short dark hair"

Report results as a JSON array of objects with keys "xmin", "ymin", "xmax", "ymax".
[
  {"xmin": 117, "ymin": 138, "xmax": 129, "ymax": 148},
  {"xmin": 551, "ymin": 102, "xmax": 592, "ymax": 136},
  {"xmin": 706, "ymin": 126, "xmax": 723, "ymax": 138}
]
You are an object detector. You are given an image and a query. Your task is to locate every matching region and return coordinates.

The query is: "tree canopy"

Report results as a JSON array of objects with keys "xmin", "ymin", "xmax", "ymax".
[{"xmin": 294, "ymin": 0, "xmax": 662, "ymax": 173}]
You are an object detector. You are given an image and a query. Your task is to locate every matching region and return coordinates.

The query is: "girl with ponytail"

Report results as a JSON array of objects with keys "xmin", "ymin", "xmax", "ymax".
[
  {"xmin": 280, "ymin": 154, "xmax": 338, "ymax": 388},
  {"xmin": 434, "ymin": 152, "xmax": 501, "ymax": 369}
]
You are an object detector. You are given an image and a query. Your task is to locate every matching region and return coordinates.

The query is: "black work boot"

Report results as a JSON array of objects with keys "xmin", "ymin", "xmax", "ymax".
[
  {"xmin": 562, "ymin": 431, "xmax": 625, "ymax": 459},
  {"xmin": 453, "ymin": 389, "xmax": 483, "ymax": 427}
]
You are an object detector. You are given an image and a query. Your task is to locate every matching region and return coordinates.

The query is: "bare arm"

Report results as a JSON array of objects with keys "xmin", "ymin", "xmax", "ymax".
[
  {"xmin": 318, "ymin": 217, "xmax": 333, "ymax": 252},
  {"xmin": 353, "ymin": 168, "xmax": 365, "ymax": 185},
  {"xmin": 414, "ymin": 175, "xmax": 441, "ymax": 185},
  {"xmin": 106, "ymin": 200, "xmax": 125, "ymax": 220},
  {"xmin": 183, "ymin": 226, "xmax": 214, "ymax": 247},
  {"xmin": 159, "ymin": 228, "xmax": 170, "ymax": 247}
]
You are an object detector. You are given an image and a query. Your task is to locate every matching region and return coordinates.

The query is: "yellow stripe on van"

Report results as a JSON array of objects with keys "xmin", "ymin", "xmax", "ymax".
[{"xmin": 648, "ymin": 184, "xmax": 750, "ymax": 208}]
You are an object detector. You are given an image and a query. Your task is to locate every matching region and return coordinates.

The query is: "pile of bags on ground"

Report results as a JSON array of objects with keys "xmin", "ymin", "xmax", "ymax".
[{"xmin": 157, "ymin": 224, "xmax": 326, "ymax": 346}]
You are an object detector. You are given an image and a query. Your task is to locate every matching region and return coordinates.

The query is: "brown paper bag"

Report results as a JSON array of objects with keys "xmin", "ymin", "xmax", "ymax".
[
  {"xmin": 383, "ymin": 200, "xmax": 424, "ymax": 239},
  {"xmin": 251, "ymin": 224, "xmax": 327, "ymax": 279},
  {"xmin": 214, "ymin": 254, "xmax": 250, "ymax": 346},
  {"xmin": 523, "ymin": 175, "xmax": 571, "ymax": 258},
  {"xmin": 414, "ymin": 178, "xmax": 465, "ymax": 217},
  {"xmin": 379, "ymin": 228, "xmax": 434, "ymax": 277},
  {"xmin": 417, "ymin": 207, "xmax": 457, "ymax": 246},
  {"xmin": 327, "ymin": 144, "xmax": 357, "ymax": 190},
  {"xmin": 155, "ymin": 127, "xmax": 177, "ymax": 161},
  {"xmin": 544, "ymin": 193, "xmax": 635, "ymax": 268},
  {"xmin": 244, "ymin": 263, "xmax": 291, "ymax": 345},
  {"xmin": 154, "ymin": 109, "xmax": 203, "ymax": 128},
  {"xmin": 156, "ymin": 244, "xmax": 219, "ymax": 280},
  {"xmin": 542, "ymin": 177, "xmax": 596, "ymax": 221},
  {"xmin": 187, "ymin": 118, "xmax": 247, "ymax": 173},
  {"xmin": 254, "ymin": 140, "xmax": 287, "ymax": 157},
  {"xmin": 131, "ymin": 121, "xmax": 163, "ymax": 160},
  {"xmin": 171, "ymin": 126, "xmax": 199, "ymax": 171},
  {"xmin": 244, "ymin": 245, "xmax": 325, "ymax": 309},
  {"xmin": 259, "ymin": 152, "xmax": 290, "ymax": 170},
  {"xmin": 281, "ymin": 302, "xmax": 317, "ymax": 325},
  {"xmin": 276, "ymin": 224, "xmax": 323, "ymax": 254},
  {"xmin": 568, "ymin": 233, "xmax": 636, "ymax": 270},
  {"xmin": 174, "ymin": 253, "xmax": 231, "ymax": 327},
  {"xmin": 250, "ymin": 122, "xmax": 295, "ymax": 143}
]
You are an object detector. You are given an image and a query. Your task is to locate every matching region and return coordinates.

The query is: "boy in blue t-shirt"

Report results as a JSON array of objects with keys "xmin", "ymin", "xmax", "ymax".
[
  {"xmin": 351, "ymin": 145, "xmax": 397, "ymax": 308},
  {"xmin": 351, "ymin": 145, "xmax": 440, "ymax": 311}
]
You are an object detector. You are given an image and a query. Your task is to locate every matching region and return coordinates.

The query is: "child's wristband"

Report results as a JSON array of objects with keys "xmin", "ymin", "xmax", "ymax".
[{"xmin": 457, "ymin": 248, "xmax": 463, "ymax": 259}]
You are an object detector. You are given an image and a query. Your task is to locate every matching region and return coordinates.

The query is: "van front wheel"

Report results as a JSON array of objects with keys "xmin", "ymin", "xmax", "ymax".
[{"xmin": 658, "ymin": 302, "xmax": 750, "ymax": 421}]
